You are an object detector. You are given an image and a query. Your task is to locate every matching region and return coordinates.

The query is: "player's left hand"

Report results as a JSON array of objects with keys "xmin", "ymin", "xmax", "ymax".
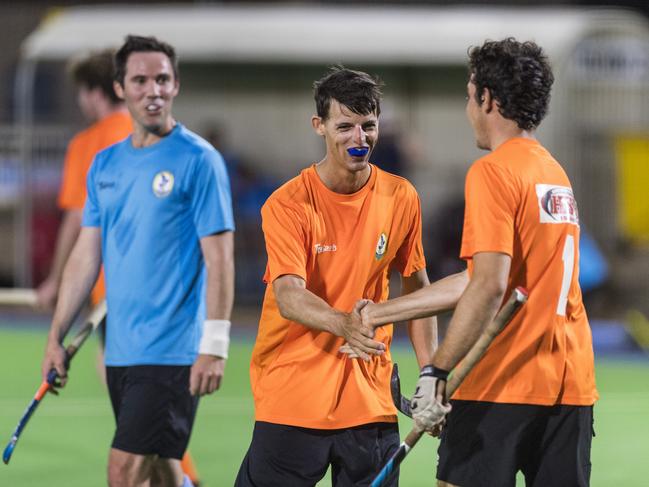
[
  {"xmin": 190, "ymin": 354, "xmax": 225, "ymax": 396},
  {"xmin": 411, "ymin": 365, "xmax": 452, "ymax": 433}
]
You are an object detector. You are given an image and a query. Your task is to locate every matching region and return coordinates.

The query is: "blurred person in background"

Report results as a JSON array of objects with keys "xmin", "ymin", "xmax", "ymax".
[
  {"xmin": 41, "ymin": 35, "xmax": 234, "ymax": 487},
  {"xmin": 368, "ymin": 113, "xmax": 408, "ymax": 177},
  {"xmin": 36, "ymin": 49, "xmax": 131, "ymax": 309},
  {"xmin": 202, "ymin": 122, "xmax": 279, "ymax": 302}
]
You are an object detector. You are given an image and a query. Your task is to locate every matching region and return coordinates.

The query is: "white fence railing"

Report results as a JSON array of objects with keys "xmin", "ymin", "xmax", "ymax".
[{"xmin": 0, "ymin": 124, "xmax": 74, "ymax": 285}]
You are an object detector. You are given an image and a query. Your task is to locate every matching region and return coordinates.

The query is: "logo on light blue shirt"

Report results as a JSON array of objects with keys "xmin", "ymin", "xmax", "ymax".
[
  {"xmin": 152, "ymin": 171, "xmax": 175, "ymax": 198},
  {"xmin": 98, "ymin": 181, "xmax": 116, "ymax": 190}
]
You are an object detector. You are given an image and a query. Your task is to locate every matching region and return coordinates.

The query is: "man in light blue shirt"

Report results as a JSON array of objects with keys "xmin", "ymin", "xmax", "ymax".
[{"xmin": 42, "ymin": 35, "xmax": 234, "ymax": 487}]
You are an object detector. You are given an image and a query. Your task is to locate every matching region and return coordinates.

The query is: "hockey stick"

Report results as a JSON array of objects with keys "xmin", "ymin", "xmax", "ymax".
[
  {"xmin": 371, "ymin": 287, "xmax": 528, "ymax": 487},
  {"xmin": 390, "ymin": 363, "xmax": 412, "ymax": 417},
  {"xmin": 0, "ymin": 288, "xmax": 38, "ymax": 307},
  {"xmin": 2, "ymin": 300, "xmax": 107, "ymax": 465}
]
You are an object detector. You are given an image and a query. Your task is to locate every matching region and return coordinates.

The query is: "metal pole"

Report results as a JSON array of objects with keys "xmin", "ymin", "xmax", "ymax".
[{"xmin": 13, "ymin": 59, "xmax": 36, "ymax": 287}]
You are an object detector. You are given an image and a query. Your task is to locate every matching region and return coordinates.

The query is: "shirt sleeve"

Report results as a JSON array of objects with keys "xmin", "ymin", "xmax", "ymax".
[
  {"xmin": 190, "ymin": 149, "xmax": 235, "ymax": 238},
  {"xmin": 392, "ymin": 186, "xmax": 426, "ymax": 277},
  {"xmin": 82, "ymin": 155, "xmax": 101, "ymax": 228},
  {"xmin": 261, "ymin": 197, "xmax": 308, "ymax": 284},
  {"xmin": 57, "ymin": 134, "xmax": 89, "ymax": 210},
  {"xmin": 460, "ymin": 160, "xmax": 519, "ymax": 260}
]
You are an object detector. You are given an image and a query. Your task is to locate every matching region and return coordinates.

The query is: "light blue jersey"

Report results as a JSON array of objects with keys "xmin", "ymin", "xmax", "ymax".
[{"xmin": 83, "ymin": 124, "xmax": 234, "ymax": 366}]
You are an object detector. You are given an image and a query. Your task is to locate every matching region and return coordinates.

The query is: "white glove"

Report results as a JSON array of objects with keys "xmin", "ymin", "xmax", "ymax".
[{"xmin": 411, "ymin": 365, "xmax": 452, "ymax": 432}]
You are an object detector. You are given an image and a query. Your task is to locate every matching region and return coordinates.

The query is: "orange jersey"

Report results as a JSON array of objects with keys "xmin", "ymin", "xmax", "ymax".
[
  {"xmin": 456, "ymin": 138, "xmax": 598, "ymax": 406},
  {"xmin": 58, "ymin": 111, "xmax": 132, "ymax": 304},
  {"xmin": 252, "ymin": 164, "xmax": 426, "ymax": 429}
]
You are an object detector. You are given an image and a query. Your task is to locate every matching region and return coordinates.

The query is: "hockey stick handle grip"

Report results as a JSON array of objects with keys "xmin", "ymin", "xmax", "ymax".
[
  {"xmin": 66, "ymin": 300, "xmax": 107, "ymax": 355},
  {"xmin": 445, "ymin": 286, "xmax": 528, "ymax": 399}
]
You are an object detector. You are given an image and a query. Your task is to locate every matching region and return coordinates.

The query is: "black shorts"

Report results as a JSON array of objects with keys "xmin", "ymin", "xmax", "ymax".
[
  {"xmin": 438, "ymin": 400, "xmax": 594, "ymax": 487},
  {"xmin": 106, "ymin": 365, "xmax": 199, "ymax": 460},
  {"xmin": 235, "ymin": 421, "xmax": 400, "ymax": 487}
]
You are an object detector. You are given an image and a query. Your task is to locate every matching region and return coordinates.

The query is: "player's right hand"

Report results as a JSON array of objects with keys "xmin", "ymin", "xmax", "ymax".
[
  {"xmin": 190, "ymin": 354, "xmax": 225, "ymax": 396},
  {"xmin": 42, "ymin": 339, "xmax": 68, "ymax": 391},
  {"xmin": 411, "ymin": 365, "xmax": 451, "ymax": 433},
  {"xmin": 337, "ymin": 300, "xmax": 385, "ymax": 361}
]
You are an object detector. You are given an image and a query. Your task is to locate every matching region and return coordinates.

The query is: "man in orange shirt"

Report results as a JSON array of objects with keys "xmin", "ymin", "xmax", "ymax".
[
  {"xmin": 359, "ymin": 39, "xmax": 598, "ymax": 486},
  {"xmin": 235, "ymin": 67, "xmax": 445, "ymax": 486},
  {"xmin": 36, "ymin": 49, "xmax": 132, "ymax": 309}
]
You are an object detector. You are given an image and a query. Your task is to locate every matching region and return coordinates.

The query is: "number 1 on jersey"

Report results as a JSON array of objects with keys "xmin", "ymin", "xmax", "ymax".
[{"xmin": 557, "ymin": 235, "xmax": 575, "ymax": 316}]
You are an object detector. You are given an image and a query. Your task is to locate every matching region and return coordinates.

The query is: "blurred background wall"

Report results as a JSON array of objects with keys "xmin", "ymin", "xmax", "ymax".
[{"xmin": 0, "ymin": 2, "xmax": 648, "ymax": 345}]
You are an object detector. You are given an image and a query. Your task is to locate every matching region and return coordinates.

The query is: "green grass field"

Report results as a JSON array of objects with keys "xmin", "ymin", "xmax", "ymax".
[{"xmin": 0, "ymin": 328, "xmax": 648, "ymax": 486}]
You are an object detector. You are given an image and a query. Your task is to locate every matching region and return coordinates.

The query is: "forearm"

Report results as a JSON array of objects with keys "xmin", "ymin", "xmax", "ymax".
[
  {"xmin": 408, "ymin": 316, "xmax": 437, "ymax": 368},
  {"xmin": 275, "ymin": 284, "xmax": 348, "ymax": 335},
  {"xmin": 47, "ymin": 210, "xmax": 82, "ymax": 283},
  {"xmin": 274, "ymin": 274, "xmax": 384, "ymax": 360},
  {"xmin": 204, "ymin": 245, "xmax": 234, "ymax": 321},
  {"xmin": 366, "ymin": 270, "xmax": 468, "ymax": 326},
  {"xmin": 48, "ymin": 240, "xmax": 101, "ymax": 343},
  {"xmin": 432, "ymin": 276, "xmax": 504, "ymax": 371},
  {"xmin": 198, "ymin": 232, "xmax": 235, "ymax": 360}
]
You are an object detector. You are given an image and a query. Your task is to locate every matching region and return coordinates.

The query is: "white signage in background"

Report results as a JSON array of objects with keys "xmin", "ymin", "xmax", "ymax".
[{"xmin": 570, "ymin": 37, "xmax": 649, "ymax": 84}]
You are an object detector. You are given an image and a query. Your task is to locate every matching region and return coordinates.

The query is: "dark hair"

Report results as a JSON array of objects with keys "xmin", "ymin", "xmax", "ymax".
[
  {"xmin": 70, "ymin": 49, "xmax": 121, "ymax": 105},
  {"xmin": 468, "ymin": 38, "xmax": 554, "ymax": 130},
  {"xmin": 114, "ymin": 35, "xmax": 178, "ymax": 86},
  {"xmin": 313, "ymin": 66, "xmax": 382, "ymax": 120}
]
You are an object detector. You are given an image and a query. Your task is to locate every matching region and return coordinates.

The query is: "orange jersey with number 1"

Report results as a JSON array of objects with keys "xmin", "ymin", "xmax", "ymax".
[
  {"xmin": 251, "ymin": 164, "xmax": 426, "ymax": 429},
  {"xmin": 58, "ymin": 111, "xmax": 132, "ymax": 305},
  {"xmin": 456, "ymin": 138, "xmax": 598, "ymax": 406}
]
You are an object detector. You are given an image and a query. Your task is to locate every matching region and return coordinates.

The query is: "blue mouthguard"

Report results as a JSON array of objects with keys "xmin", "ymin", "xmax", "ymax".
[{"xmin": 347, "ymin": 147, "xmax": 369, "ymax": 157}]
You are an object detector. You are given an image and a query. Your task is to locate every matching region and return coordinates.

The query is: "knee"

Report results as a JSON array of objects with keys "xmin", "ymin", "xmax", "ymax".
[
  {"xmin": 108, "ymin": 449, "xmax": 152, "ymax": 487},
  {"xmin": 107, "ymin": 457, "xmax": 130, "ymax": 487},
  {"xmin": 150, "ymin": 458, "xmax": 184, "ymax": 487}
]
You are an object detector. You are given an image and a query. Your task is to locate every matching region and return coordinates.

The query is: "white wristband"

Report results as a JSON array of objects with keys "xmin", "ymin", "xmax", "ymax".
[{"xmin": 199, "ymin": 319, "xmax": 231, "ymax": 358}]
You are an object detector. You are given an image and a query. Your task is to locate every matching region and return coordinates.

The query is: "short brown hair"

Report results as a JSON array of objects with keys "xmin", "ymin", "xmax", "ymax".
[
  {"xmin": 70, "ymin": 49, "xmax": 121, "ymax": 105},
  {"xmin": 114, "ymin": 35, "xmax": 178, "ymax": 87},
  {"xmin": 313, "ymin": 66, "xmax": 382, "ymax": 121}
]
